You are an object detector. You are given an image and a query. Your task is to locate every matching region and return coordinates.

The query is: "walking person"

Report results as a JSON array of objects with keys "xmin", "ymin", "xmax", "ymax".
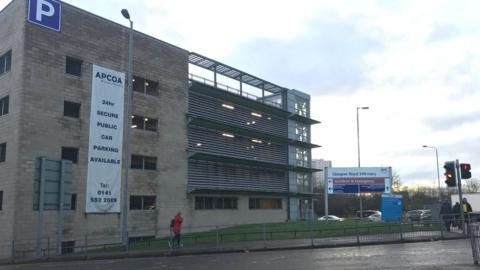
[
  {"xmin": 452, "ymin": 202, "xmax": 460, "ymax": 229},
  {"xmin": 440, "ymin": 200, "xmax": 452, "ymax": 231},
  {"xmin": 463, "ymin": 198, "xmax": 473, "ymax": 213},
  {"xmin": 172, "ymin": 212, "xmax": 183, "ymax": 248},
  {"xmin": 462, "ymin": 198, "xmax": 473, "ymax": 233}
]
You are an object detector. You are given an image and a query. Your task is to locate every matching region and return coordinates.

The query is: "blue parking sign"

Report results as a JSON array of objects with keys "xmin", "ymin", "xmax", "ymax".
[{"xmin": 28, "ymin": 0, "xmax": 62, "ymax": 32}]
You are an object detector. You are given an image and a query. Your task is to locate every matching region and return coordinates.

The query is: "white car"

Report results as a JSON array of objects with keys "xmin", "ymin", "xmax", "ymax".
[
  {"xmin": 318, "ymin": 215, "xmax": 344, "ymax": 221},
  {"xmin": 367, "ymin": 213, "xmax": 382, "ymax": 222}
]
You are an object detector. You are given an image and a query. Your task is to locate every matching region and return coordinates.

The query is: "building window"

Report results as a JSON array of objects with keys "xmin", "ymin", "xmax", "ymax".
[
  {"xmin": 61, "ymin": 147, "xmax": 79, "ymax": 164},
  {"xmin": 133, "ymin": 76, "xmax": 159, "ymax": 96},
  {"xmin": 63, "ymin": 101, "xmax": 81, "ymax": 118},
  {"xmin": 295, "ymin": 148, "xmax": 308, "ymax": 167},
  {"xmin": 295, "ymin": 123, "xmax": 308, "ymax": 142},
  {"xmin": 0, "ymin": 95, "xmax": 8, "ymax": 116},
  {"xmin": 131, "ymin": 115, "xmax": 158, "ymax": 131},
  {"xmin": 0, "ymin": 191, "xmax": 3, "ymax": 210},
  {"xmin": 70, "ymin": 193, "xmax": 77, "ymax": 210},
  {"xmin": 294, "ymin": 97, "xmax": 308, "ymax": 117},
  {"xmin": 249, "ymin": 198, "xmax": 282, "ymax": 209},
  {"xmin": 61, "ymin": 241, "xmax": 75, "ymax": 254},
  {"xmin": 0, "ymin": 143, "xmax": 6, "ymax": 163},
  {"xmin": 195, "ymin": 197, "xmax": 238, "ymax": 210},
  {"xmin": 129, "ymin": 195, "xmax": 156, "ymax": 210},
  {"xmin": 65, "ymin": 56, "xmax": 82, "ymax": 76},
  {"xmin": 297, "ymin": 173, "xmax": 311, "ymax": 193},
  {"xmin": 0, "ymin": 50, "xmax": 11, "ymax": 76},
  {"xmin": 131, "ymin": 155, "xmax": 157, "ymax": 170}
]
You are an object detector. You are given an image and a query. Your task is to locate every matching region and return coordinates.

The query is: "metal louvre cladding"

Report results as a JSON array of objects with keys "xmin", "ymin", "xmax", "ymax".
[
  {"xmin": 188, "ymin": 160, "xmax": 288, "ymax": 193},
  {"xmin": 188, "ymin": 91, "xmax": 287, "ymax": 137},
  {"xmin": 189, "ymin": 126, "xmax": 287, "ymax": 164}
]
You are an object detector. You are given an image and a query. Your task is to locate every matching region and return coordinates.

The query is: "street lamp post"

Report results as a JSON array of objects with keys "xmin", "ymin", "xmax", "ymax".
[
  {"xmin": 121, "ymin": 8, "xmax": 133, "ymax": 246},
  {"xmin": 356, "ymin": 106, "xmax": 369, "ymax": 218},
  {"xmin": 422, "ymin": 145, "xmax": 441, "ymax": 201}
]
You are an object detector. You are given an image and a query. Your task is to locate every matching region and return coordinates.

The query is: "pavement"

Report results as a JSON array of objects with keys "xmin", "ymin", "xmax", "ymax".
[
  {"xmin": 2, "ymin": 229, "xmax": 469, "ymax": 266},
  {"xmin": 0, "ymin": 239, "xmax": 478, "ymax": 270}
]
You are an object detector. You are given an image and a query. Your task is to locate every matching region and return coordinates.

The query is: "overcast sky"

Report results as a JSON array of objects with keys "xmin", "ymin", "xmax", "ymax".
[{"xmin": 2, "ymin": 0, "xmax": 479, "ymax": 187}]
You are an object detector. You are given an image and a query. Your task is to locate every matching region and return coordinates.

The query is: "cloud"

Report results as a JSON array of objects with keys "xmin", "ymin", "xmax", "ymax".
[
  {"xmin": 226, "ymin": 15, "xmax": 384, "ymax": 96},
  {"xmin": 427, "ymin": 24, "xmax": 460, "ymax": 43},
  {"xmin": 424, "ymin": 112, "xmax": 480, "ymax": 132}
]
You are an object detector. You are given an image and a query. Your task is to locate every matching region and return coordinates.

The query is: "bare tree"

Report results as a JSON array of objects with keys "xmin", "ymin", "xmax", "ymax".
[
  {"xmin": 392, "ymin": 171, "xmax": 402, "ymax": 192},
  {"xmin": 464, "ymin": 178, "xmax": 480, "ymax": 193}
]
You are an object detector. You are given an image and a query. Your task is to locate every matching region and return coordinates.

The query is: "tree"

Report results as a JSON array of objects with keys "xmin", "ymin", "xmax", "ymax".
[
  {"xmin": 392, "ymin": 171, "xmax": 402, "ymax": 192},
  {"xmin": 464, "ymin": 178, "xmax": 480, "ymax": 193}
]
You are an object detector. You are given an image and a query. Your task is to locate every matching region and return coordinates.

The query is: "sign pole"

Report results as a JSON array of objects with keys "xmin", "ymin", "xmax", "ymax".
[
  {"xmin": 36, "ymin": 158, "xmax": 46, "ymax": 257},
  {"xmin": 456, "ymin": 159, "xmax": 465, "ymax": 234},
  {"xmin": 57, "ymin": 160, "xmax": 66, "ymax": 255},
  {"xmin": 324, "ymin": 168, "xmax": 328, "ymax": 216}
]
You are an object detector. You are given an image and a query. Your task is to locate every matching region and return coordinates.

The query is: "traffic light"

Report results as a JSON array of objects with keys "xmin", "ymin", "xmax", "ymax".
[
  {"xmin": 444, "ymin": 161, "xmax": 456, "ymax": 187},
  {"xmin": 460, "ymin": 163, "xmax": 472, "ymax": 179}
]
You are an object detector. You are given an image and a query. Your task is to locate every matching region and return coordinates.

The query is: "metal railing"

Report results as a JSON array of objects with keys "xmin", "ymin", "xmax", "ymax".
[
  {"xmin": 189, "ymin": 73, "xmax": 283, "ymax": 108},
  {"xmin": 3, "ymin": 215, "xmax": 474, "ymax": 264}
]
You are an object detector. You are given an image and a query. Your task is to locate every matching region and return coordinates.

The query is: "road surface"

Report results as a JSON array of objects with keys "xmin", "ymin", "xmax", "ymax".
[{"xmin": 0, "ymin": 239, "xmax": 477, "ymax": 270}]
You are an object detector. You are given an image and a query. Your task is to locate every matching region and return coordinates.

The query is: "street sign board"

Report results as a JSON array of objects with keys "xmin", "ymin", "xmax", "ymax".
[
  {"xmin": 28, "ymin": 0, "xmax": 62, "ymax": 32},
  {"xmin": 381, "ymin": 193, "xmax": 403, "ymax": 222},
  {"xmin": 327, "ymin": 167, "xmax": 392, "ymax": 194},
  {"xmin": 33, "ymin": 158, "xmax": 72, "ymax": 210}
]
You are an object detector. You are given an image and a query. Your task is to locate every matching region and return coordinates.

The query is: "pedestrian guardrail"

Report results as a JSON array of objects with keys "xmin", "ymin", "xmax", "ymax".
[
  {"xmin": 3, "ymin": 215, "xmax": 476, "ymax": 264},
  {"xmin": 470, "ymin": 223, "xmax": 480, "ymax": 264}
]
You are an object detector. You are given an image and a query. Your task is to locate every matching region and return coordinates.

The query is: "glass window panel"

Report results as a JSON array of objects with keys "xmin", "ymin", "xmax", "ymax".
[
  {"xmin": 0, "ymin": 54, "xmax": 5, "ymax": 74},
  {"xmin": 195, "ymin": 197, "xmax": 204, "ymax": 210},
  {"xmin": 144, "ymin": 156, "xmax": 157, "ymax": 170},
  {"xmin": 61, "ymin": 147, "xmax": 78, "ymax": 164},
  {"xmin": 133, "ymin": 76, "xmax": 145, "ymax": 93},
  {"xmin": 215, "ymin": 198, "xmax": 224, "ymax": 209},
  {"xmin": 5, "ymin": 50, "xmax": 11, "ymax": 72},
  {"xmin": 66, "ymin": 56, "xmax": 82, "ymax": 76},
  {"xmin": 129, "ymin": 196, "xmax": 142, "ymax": 210},
  {"xmin": 144, "ymin": 118, "xmax": 157, "ymax": 131},
  {"xmin": 0, "ymin": 143, "xmax": 5, "ymax": 162},
  {"xmin": 143, "ymin": 196, "xmax": 156, "ymax": 210},
  {"xmin": 64, "ymin": 101, "xmax": 81, "ymax": 118},
  {"xmin": 205, "ymin": 197, "xmax": 213, "ymax": 209},
  {"xmin": 131, "ymin": 115, "xmax": 144, "ymax": 129},
  {"xmin": 145, "ymin": 80, "xmax": 159, "ymax": 96},
  {"xmin": 130, "ymin": 155, "xmax": 143, "ymax": 169}
]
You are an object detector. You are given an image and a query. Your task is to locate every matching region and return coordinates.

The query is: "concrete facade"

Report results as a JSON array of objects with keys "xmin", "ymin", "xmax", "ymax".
[
  {"xmin": 0, "ymin": 0, "xmax": 27, "ymax": 256},
  {"xmin": 0, "ymin": 0, "xmax": 319, "ymax": 258}
]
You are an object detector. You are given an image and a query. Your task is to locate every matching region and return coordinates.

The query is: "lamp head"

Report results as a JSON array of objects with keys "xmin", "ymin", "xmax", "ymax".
[{"xmin": 121, "ymin": 9, "xmax": 130, "ymax": 20}]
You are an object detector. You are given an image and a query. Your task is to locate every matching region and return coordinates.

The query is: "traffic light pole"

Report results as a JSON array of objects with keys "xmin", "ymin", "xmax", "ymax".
[{"xmin": 456, "ymin": 159, "xmax": 466, "ymax": 234}]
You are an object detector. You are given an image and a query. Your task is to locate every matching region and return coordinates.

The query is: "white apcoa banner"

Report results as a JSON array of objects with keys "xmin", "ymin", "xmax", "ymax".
[{"xmin": 86, "ymin": 64, "xmax": 125, "ymax": 213}]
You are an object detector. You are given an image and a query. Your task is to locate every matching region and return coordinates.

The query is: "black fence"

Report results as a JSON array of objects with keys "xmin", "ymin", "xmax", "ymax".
[{"xmin": 3, "ymin": 214, "xmax": 476, "ymax": 264}]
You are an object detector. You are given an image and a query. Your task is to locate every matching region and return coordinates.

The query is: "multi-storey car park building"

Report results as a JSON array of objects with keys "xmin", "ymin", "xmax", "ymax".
[{"xmin": 0, "ymin": 0, "xmax": 320, "ymax": 257}]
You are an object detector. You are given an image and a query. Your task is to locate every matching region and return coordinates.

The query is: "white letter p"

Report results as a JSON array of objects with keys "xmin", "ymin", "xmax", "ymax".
[{"xmin": 36, "ymin": 0, "xmax": 55, "ymax": 21}]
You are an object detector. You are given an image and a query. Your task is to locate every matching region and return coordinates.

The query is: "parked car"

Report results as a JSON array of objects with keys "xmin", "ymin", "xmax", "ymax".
[
  {"xmin": 405, "ymin": 210, "xmax": 432, "ymax": 223},
  {"xmin": 368, "ymin": 213, "xmax": 382, "ymax": 222},
  {"xmin": 318, "ymin": 215, "xmax": 344, "ymax": 221},
  {"xmin": 356, "ymin": 210, "xmax": 381, "ymax": 218}
]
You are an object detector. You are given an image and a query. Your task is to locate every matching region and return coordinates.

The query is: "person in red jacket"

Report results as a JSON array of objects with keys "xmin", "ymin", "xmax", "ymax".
[{"xmin": 172, "ymin": 212, "xmax": 183, "ymax": 247}]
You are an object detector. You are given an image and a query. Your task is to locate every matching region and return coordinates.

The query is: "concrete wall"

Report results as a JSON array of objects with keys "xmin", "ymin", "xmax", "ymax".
[{"xmin": 0, "ymin": 0, "xmax": 26, "ymax": 257}]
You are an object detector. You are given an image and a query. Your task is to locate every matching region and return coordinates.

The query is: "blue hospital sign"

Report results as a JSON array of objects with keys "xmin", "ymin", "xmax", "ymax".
[{"xmin": 28, "ymin": 0, "xmax": 61, "ymax": 32}]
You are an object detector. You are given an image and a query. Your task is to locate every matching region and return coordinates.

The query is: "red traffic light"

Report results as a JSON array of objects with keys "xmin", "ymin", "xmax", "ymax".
[{"xmin": 460, "ymin": 163, "xmax": 472, "ymax": 179}]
